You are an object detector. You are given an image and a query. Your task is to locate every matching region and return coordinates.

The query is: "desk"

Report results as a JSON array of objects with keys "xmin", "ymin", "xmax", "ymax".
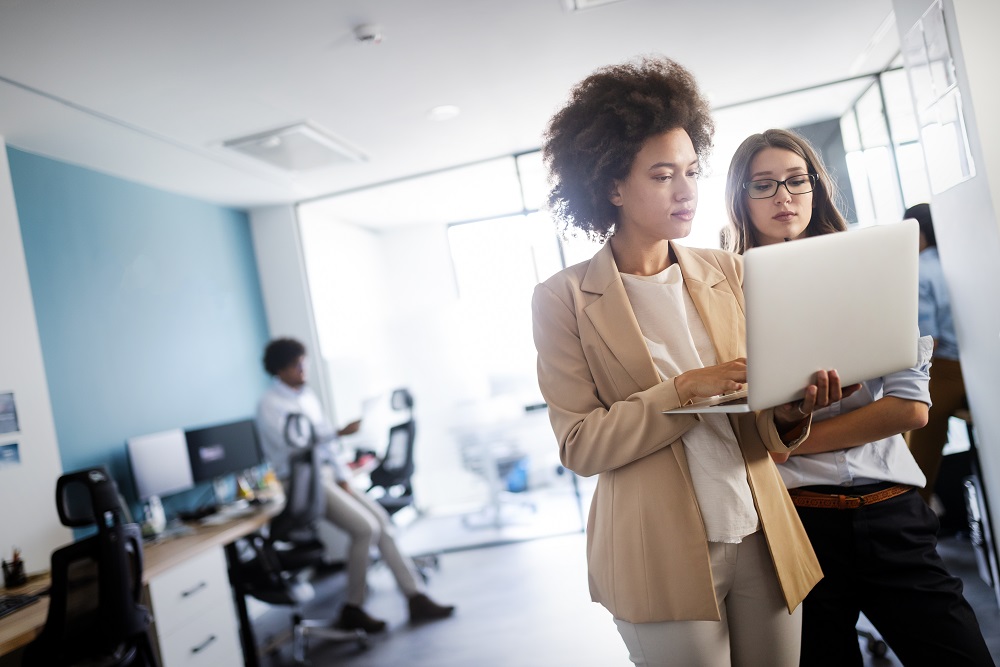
[
  {"xmin": 0, "ymin": 575, "xmax": 51, "ymax": 658},
  {"xmin": 0, "ymin": 504, "xmax": 279, "ymax": 665}
]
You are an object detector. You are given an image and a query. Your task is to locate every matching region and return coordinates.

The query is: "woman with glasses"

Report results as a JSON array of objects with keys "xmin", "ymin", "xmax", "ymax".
[
  {"xmin": 724, "ymin": 128, "xmax": 993, "ymax": 666},
  {"xmin": 531, "ymin": 58, "xmax": 852, "ymax": 667}
]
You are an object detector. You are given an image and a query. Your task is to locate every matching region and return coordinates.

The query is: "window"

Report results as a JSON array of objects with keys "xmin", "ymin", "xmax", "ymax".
[{"xmin": 839, "ymin": 72, "xmax": 936, "ymax": 225}]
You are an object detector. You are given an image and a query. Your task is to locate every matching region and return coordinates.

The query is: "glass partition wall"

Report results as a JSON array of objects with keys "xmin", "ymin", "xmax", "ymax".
[
  {"xmin": 295, "ymin": 67, "xmax": 932, "ymax": 552},
  {"xmin": 842, "ymin": 66, "xmax": 932, "ymax": 225}
]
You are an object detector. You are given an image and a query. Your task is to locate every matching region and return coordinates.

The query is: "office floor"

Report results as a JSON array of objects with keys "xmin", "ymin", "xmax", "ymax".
[
  {"xmin": 258, "ymin": 530, "xmax": 629, "ymax": 667},
  {"xmin": 253, "ymin": 524, "xmax": 1000, "ymax": 667}
]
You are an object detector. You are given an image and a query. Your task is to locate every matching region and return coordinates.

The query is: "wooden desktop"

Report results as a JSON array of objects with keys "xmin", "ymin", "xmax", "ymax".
[
  {"xmin": 0, "ymin": 502, "xmax": 279, "ymax": 664},
  {"xmin": 0, "ymin": 574, "xmax": 50, "ymax": 658}
]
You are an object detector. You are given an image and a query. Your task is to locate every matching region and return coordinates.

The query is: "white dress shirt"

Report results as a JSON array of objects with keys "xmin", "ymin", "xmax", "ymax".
[
  {"xmin": 255, "ymin": 379, "xmax": 351, "ymax": 482},
  {"xmin": 778, "ymin": 336, "xmax": 934, "ymax": 490}
]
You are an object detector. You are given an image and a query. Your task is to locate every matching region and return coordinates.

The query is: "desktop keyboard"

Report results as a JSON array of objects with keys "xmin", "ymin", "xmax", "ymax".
[{"xmin": 0, "ymin": 593, "xmax": 39, "ymax": 620}]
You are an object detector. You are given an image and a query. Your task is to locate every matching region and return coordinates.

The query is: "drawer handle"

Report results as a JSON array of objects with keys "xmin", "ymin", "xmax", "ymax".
[
  {"xmin": 191, "ymin": 634, "xmax": 217, "ymax": 654},
  {"xmin": 181, "ymin": 581, "xmax": 208, "ymax": 597}
]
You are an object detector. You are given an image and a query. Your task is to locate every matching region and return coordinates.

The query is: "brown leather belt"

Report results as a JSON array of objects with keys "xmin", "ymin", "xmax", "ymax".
[{"xmin": 787, "ymin": 484, "xmax": 913, "ymax": 509}]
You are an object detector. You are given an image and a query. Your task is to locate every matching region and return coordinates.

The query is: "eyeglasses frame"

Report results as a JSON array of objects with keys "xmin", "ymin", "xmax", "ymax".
[{"xmin": 743, "ymin": 173, "xmax": 819, "ymax": 199}]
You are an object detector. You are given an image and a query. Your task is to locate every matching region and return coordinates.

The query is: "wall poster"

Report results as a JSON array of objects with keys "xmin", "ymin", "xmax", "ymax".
[{"xmin": 0, "ymin": 392, "xmax": 19, "ymax": 435}]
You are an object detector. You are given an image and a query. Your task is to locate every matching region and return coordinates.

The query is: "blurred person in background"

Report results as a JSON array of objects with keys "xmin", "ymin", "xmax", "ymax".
[{"xmin": 905, "ymin": 203, "xmax": 968, "ymax": 505}]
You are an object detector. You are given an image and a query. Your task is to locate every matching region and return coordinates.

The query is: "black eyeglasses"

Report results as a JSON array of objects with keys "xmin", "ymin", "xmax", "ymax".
[{"xmin": 743, "ymin": 173, "xmax": 818, "ymax": 199}]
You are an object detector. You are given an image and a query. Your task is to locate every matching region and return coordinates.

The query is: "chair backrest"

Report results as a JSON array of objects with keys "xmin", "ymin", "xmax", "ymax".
[
  {"xmin": 390, "ymin": 387, "xmax": 413, "ymax": 413},
  {"xmin": 233, "ymin": 445, "xmax": 324, "ymax": 607},
  {"xmin": 25, "ymin": 467, "xmax": 154, "ymax": 666},
  {"xmin": 369, "ymin": 419, "xmax": 416, "ymax": 490},
  {"xmin": 269, "ymin": 444, "xmax": 325, "ymax": 544}
]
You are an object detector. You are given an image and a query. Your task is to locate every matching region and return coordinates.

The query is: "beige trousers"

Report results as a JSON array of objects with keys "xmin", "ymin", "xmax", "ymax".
[
  {"xmin": 321, "ymin": 469, "xmax": 423, "ymax": 605},
  {"xmin": 614, "ymin": 531, "xmax": 802, "ymax": 667}
]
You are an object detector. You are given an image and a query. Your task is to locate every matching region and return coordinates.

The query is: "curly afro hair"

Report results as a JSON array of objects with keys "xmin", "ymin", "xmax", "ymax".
[
  {"xmin": 542, "ymin": 55, "xmax": 714, "ymax": 242},
  {"xmin": 263, "ymin": 337, "xmax": 306, "ymax": 376}
]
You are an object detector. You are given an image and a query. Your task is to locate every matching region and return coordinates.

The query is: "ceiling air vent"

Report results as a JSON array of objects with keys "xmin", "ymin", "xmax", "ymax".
[
  {"xmin": 561, "ymin": 0, "xmax": 627, "ymax": 11},
  {"xmin": 222, "ymin": 122, "xmax": 366, "ymax": 172}
]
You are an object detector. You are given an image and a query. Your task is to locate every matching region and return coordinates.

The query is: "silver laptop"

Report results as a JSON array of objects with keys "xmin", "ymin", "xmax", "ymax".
[{"xmin": 667, "ymin": 220, "xmax": 920, "ymax": 414}]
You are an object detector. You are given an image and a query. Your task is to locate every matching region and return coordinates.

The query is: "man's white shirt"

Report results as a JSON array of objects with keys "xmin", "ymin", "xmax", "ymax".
[{"xmin": 256, "ymin": 379, "xmax": 351, "ymax": 481}]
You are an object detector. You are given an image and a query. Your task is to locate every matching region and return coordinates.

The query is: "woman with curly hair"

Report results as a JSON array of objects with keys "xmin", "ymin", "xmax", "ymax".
[{"xmin": 532, "ymin": 56, "xmax": 847, "ymax": 666}]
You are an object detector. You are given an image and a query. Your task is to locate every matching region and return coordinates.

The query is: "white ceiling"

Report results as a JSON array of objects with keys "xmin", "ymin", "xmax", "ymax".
[{"xmin": 0, "ymin": 0, "xmax": 898, "ymax": 213}]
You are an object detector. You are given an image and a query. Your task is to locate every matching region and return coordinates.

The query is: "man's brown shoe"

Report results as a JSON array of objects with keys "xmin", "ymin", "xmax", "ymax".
[{"xmin": 408, "ymin": 593, "xmax": 455, "ymax": 623}]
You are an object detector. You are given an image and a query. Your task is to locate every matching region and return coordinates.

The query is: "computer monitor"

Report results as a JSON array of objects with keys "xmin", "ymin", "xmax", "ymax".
[
  {"xmin": 185, "ymin": 418, "xmax": 263, "ymax": 483},
  {"xmin": 126, "ymin": 429, "xmax": 195, "ymax": 501}
]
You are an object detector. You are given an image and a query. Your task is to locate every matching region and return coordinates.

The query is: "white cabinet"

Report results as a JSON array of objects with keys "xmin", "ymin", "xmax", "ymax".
[{"xmin": 147, "ymin": 546, "xmax": 244, "ymax": 667}]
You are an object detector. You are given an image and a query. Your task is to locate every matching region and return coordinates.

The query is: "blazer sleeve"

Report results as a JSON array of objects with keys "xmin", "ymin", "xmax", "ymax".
[{"xmin": 532, "ymin": 281, "xmax": 700, "ymax": 478}]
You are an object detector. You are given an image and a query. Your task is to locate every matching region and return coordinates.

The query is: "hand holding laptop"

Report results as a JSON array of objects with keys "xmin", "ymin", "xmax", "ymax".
[
  {"xmin": 676, "ymin": 362, "xmax": 860, "ymax": 427},
  {"xmin": 770, "ymin": 369, "xmax": 861, "ymax": 427}
]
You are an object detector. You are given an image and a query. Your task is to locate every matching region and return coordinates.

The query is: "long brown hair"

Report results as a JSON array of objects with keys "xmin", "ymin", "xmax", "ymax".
[{"xmin": 724, "ymin": 129, "xmax": 847, "ymax": 253}]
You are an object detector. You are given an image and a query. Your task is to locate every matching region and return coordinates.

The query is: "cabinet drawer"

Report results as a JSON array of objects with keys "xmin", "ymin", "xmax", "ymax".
[
  {"xmin": 158, "ymin": 606, "xmax": 244, "ymax": 667},
  {"xmin": 148, "ymin": 547, "xmax": 232, "ymax": 637}
]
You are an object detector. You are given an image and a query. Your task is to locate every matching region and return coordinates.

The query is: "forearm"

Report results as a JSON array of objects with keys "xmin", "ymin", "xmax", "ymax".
[
  {"xmin": 790, "ymin": 397, "xmax": 928, "ymax": 456},
  {"xmin": 533, "ymin": 282, "xmax": 699, "ymax": 477},
  {"xmin": 551, "ymin": 382, "xmax": 699, "ymax": 477}
]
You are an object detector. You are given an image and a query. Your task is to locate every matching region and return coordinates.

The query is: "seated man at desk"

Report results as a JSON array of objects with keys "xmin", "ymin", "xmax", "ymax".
[{"xmin": 255, "ymin": 337, "xmax": 454, "ymax": 633}]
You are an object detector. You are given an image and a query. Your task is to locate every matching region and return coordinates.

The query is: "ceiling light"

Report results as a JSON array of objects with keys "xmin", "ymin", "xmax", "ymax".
[
  {"xmin": 427, "ymin": 105, "xmax": 461, "ymax": 122},
  {"xmin": 222, "ymin": 122, "xmax": 366, "ymax": 172}
]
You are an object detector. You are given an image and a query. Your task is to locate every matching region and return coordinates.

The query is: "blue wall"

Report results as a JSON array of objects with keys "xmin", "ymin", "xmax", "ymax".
[{"xmin": 8, "ymin": 147, "xmax": 271, "ymax": 500}]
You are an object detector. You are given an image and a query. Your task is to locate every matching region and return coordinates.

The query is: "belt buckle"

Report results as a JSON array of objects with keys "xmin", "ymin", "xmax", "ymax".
[{"xmin": 838, "ymin": 494, "xmax": 863, "ymax": 509}]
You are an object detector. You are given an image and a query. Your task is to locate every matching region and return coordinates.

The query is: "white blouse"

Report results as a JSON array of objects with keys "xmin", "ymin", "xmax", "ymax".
[{"xmin": 621, "ymin": 263, "xmax": 759, "ymax": 543}]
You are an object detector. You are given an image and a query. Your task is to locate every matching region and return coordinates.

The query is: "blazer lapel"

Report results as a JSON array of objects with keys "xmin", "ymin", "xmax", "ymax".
[
  {"xmin": 581, "ymin": 244, "xmax": 661, "ymax": 390},
  {"xmin": 672, "ymin": 243, "xmax": 744, "ymax": 363}
]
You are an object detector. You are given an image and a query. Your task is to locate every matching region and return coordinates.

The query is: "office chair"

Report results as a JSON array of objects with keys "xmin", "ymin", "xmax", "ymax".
[
  {"xmin": 233, "ymin": 444, "xmax": 367, "ymax": 664},
  {"xmin": 364, "ymin": 388, "xmax": 440, "ymax": 579},
  {"xmin": 366, "ymin": 388, "xmax": 417, "ymax": 516},
  {"xmin": 367, "ymin": 418, "xmax": 417, "ymax": 517},
  {"xmin": 23, "ymin": 467, "xmax": 157, "ymax": 667}
]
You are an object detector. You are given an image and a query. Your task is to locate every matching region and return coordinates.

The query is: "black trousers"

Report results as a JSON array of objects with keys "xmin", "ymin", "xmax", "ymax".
[{"xmin": 796, "ymin": 484, "xmax": 994, "ymax": 667}]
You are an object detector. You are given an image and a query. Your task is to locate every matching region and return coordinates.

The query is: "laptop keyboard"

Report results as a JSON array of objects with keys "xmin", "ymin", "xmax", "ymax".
[{"xmin": 0, "ymin": 593, "xmax": 39, "ymax": 620}]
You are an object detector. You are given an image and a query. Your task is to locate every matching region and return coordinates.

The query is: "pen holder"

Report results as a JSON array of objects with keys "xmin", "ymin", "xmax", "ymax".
[{"xmin": 2, "ymin": 558, "xmax": 26, "ymax": 588}]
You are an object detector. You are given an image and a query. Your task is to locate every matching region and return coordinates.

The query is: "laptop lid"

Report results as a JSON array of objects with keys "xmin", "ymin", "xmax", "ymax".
[{"xmin": 665, "ymin": 220, "xmax": 920, "ymax": 414}]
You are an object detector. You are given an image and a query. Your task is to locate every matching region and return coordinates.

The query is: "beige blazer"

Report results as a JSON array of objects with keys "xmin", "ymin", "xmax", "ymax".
[{"xmin": 531, "ymin": 241, "xmax": 822, "ymax": 624}]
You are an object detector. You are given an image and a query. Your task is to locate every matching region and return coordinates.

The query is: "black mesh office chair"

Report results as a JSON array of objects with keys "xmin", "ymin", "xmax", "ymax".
[
  {"xmin": 23, "ymin": 467, "xmax": 157, "ymax": 667},
  {"xmin": 233, "ymin": 444, "xmax": 367, "ymax": 664},
  {"xmin": 363, "ymin": 388, "xmax": 440, "ymax": 580},
  {"xmin": 367, "ymin": 388, "xmax": 417, "ymax": 517},
  {"xmin": 368, "ymin": 420, "xmax": 417, "ymax": 516}
]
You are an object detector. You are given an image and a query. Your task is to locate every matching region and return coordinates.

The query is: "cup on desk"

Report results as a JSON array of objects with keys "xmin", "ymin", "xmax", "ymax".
[
  {"xmin": 2, "ymin": 558, "xmax": 26, "ymax": 588},
  {"xmin": 143, "ymin": 495, "xmax": 167, "ymax": 536}
]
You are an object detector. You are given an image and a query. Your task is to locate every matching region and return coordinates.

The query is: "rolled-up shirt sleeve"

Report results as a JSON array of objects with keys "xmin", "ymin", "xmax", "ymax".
[{"xmin": 882, "ymin": 335, "xmax": 934, "ymax": 405}]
